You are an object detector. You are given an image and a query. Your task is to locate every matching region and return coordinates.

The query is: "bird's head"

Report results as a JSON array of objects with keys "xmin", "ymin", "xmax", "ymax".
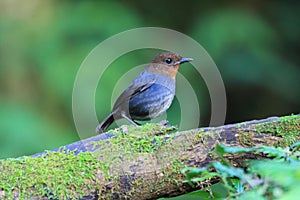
[{"xmin": 146, "ymin": 52, "xmax": 193, "ymax": 79}]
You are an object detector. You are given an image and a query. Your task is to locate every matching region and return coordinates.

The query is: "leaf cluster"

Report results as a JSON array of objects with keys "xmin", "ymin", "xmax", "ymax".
[{"xmin": 181, "ymin": 142, "xmax": 300, "ymax": 199}]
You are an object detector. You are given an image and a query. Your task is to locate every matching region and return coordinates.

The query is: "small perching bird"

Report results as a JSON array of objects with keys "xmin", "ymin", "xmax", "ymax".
[{"xmin": 96, "ymin": 52, "xmax": 193, "ymax": 133}]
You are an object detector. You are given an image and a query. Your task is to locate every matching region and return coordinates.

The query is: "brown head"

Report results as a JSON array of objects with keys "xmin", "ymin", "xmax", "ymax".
[{"xmin": 145, "ymin": 52, "xmax": 193, "ymax": 79}]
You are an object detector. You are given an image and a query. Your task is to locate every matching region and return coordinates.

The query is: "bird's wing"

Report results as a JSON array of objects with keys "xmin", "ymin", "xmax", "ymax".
[
  {"xmin": 113, "ymin": 78, "xmax": 156, "ymax": 110},
  {"xmin": 129, "ymin": 79, "xmax": 156, "ymax": 98}
]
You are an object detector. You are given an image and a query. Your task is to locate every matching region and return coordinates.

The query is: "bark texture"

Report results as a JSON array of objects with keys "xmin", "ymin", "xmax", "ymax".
[{"xmin": 1, "ymin": 115, "xmax": 299, "ymax": 199}]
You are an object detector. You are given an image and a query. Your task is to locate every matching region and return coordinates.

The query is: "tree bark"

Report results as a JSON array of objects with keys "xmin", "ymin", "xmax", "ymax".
[{"xmin": 1, "ymin": 115, "xmax": 299, "ymax": 199}]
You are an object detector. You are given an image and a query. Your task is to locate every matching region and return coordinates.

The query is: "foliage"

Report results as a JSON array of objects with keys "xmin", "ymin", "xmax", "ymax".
[
  {"xmin": 179, "ymin": 143, "xmax": 300, "ymax": 199},
  {"xmin": 0, "ymin": 1, "xmax": 299, "ymax": 158},
  {"xmin": 0, "ymin": 1, "xmax": 142, "ymax": 158}
]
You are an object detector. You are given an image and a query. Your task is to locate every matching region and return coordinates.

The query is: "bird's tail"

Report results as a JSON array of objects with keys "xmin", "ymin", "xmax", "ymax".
[{"xmin": 96, "ymin": 112, "xmax": 115, "ymax": 133}]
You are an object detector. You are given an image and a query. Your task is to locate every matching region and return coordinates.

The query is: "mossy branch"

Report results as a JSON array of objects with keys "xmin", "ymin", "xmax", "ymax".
[{"xmin": 0, "ymin": 114, "xmax": 299, "ymax": 199}]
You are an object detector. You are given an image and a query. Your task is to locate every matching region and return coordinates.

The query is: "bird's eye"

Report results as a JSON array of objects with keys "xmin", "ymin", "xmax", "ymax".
[{"xmin": 165, "ymin": 58, "xmax": 173, "ymax": 64}]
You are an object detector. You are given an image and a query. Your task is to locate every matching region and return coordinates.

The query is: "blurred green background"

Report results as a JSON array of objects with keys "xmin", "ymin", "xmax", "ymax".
[{"xmin": 0, "ymin": 0, "xmax": 299, "ymax": 159}]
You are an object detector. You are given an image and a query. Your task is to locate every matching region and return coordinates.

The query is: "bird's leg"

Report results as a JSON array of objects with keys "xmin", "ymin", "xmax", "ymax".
[
  {"xmin": 158, "ymin": 120, "xmax": 169, "ymax": 126},
  {"xmin": 133, "ymin": 120, "xmax": 141, "ymax": 125},
  {"xmin": 121, "ymin": 113, "xmax": 140, "ymax": 126}
]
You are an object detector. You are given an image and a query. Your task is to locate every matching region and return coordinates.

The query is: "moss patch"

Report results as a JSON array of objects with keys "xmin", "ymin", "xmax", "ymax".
[
  {"xmin": 254, "ymin": 114, "xmax": 300, "ymax": 146},
  {"xmin": 0, "ymin": 149, "xmax": 106, "ymax": 199},
  {"xmin": 92, "ymin": 123, "xmax": 177, "ymax": 154}
]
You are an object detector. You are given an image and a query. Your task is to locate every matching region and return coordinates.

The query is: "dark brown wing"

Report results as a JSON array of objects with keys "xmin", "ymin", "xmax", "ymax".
[{"xmin": 113, "ymin": 78, "xmax": 156, "ymax": 111}]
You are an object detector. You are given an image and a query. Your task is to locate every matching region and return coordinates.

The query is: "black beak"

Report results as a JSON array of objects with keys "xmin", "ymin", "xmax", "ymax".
[{"xmin": 175, "ymin": 57, "xmax": 193, "ymax": 65}]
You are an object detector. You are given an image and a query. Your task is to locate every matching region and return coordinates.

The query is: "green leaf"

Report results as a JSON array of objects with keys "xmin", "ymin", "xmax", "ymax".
[
  {"xmin": 215, "ymin": 144, "xmax": 253, "ymax": 155},
  {"xmin": 231, "ymin": 178, "xmax": 244, "ymax": 193},
  {"xmin": 250, "ymin": 160, "xmax": 300, "ymax": 187},
  {"xmin": 210, "ymin": 182, "xmax": 229, "ymax": 198},
  {"xmin": 279, "ymin": 187, "xmax": 300, "ymax": 200},
  {"xmin": 237, "ymin": 189, "xmax": 266, "ymax": 200},
  {"xmin": 255, "ymin": 146, "xmax": 286, "ymax": 158},
  {"xmin": 190, "ymin": 172, "xmax": 221, "ymax": 183},
  {"xmin": 182, "ymin": 167, "xmax": 210, "ymax": 185},
  {"xmin": 158, "ymin": 189, "xmax": 211, "ymax": 200},
  {"xmin": 291, "ymin": 141, "xmax": 300, "ymax": 149},
  {"xmin": 212, "ymin": 162, "xmax": 247, "ymax": 181}
]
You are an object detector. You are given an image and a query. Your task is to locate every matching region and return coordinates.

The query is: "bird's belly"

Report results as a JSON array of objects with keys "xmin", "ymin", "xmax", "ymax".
[{"xmin": 129, "ymin": 85, "xmax": 174, "ymax": 120}]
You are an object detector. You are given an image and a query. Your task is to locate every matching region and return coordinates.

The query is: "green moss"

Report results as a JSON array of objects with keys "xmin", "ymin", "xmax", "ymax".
[
  {"xmin": 113, "ymin": 123, "xmax": 177, "ymax": 137},
  {"xmin": 92, "ymin": 123, "xmax": 177, "ymax": 154},
  {"xmin": 254, "ymin": 114, "xmax": 300, "ymax": 146},
  {"xmin": 0, "ymin": 149, "xmax": 106, "ymax": 199},
  {"xmin": 237, "ymin": 130, "xmax": 254, "ymax": 147}
]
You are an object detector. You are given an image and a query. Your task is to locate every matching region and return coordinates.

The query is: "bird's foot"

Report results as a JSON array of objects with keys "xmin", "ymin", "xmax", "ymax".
[
  {"xmin": 157, "ymin": 120, "xmax": 176, "ymax": 129},
  {"xmin": 120, "ymin": 125, "xmax": 129, "ymax": 134},
  {"xmin": 157, "ymin": 120, "xmax": 169, "ymax": 126},
  {"xmin": 95, "ymin": 125, "xmax": 104, "ymax": 134},
  {"xmin": 121, "ymin": 113, "xmax": 141, "ymax": 126}
]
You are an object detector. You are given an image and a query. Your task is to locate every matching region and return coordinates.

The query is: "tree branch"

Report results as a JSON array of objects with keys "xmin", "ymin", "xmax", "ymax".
[{"xmin": 1, "ymin": 115, "xmax": 299, "ymax": 199}]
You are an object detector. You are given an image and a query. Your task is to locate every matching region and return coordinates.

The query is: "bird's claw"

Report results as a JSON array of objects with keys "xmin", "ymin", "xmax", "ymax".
[{"xmin": 158, "ymin": 120, "xmax": 169, "ymax": 126}]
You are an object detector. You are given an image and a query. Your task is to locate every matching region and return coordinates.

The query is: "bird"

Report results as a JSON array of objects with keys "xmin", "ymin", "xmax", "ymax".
[{"xmin": 96, "ymin": 52, "xmax": 193, "ymax": 133}]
